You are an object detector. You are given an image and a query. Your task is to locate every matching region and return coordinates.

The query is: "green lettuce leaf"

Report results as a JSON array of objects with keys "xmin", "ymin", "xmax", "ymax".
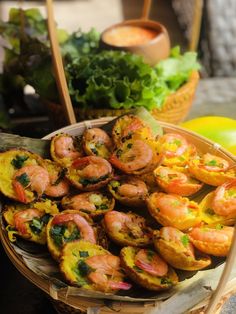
[
  {"xmin": 66, "ymin": 50, "xmax": 169, "ymax": 110},
  {"xmin": 155, "ymin": 46, "xmax": 201, "ymax": 91}
]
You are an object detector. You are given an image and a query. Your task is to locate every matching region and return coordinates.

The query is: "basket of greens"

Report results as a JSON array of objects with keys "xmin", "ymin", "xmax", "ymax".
[{"xmin": 0, "ymin": 8, "xmax": 200, "ymax": 127}]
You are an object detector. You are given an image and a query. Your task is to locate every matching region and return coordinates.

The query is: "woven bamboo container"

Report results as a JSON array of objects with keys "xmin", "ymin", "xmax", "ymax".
[
  {"xmin": 45, "ymin": 71, "xmax": 199, "ymax": 128},
  {"xmin": 1, "ymin": 118, "xmax": 236, "ymax": 314}
]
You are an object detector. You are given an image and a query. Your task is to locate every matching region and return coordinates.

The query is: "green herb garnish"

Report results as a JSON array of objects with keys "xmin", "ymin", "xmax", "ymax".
[
  {"xmin": 205, "ymin": 208, "xmax": 215, "ymax": 216},
  {"xmin": 215, "ymin": 224, "xmax": 223, "ymax": 230},
  {"xmin": 171, "ymin": 200, "xmax": 181, "ymax": 207},
  {"xmin": 11, "ymin": 155, "xmax": 29, "ymax": 169},
  {"xmin": 91, "ymin": 148, "xmax": 98, "ymax": 155},
  {"xmin": 50, "ymin": 225, "xmax": 65, "ymax": 247},
  {"xmin": 206, "ymin": 159, "xmax": 217, "ymax": 166},
  {"xmin": 116, "ymin": 149, "xmax": 123, "ymax": 158},
  {"xmin": 97, "ymin": 204, "xmax": 108, "ymax": 210},
  {"xmin": 41, "ymin": 213, "xmax": 52, "ymax": 225},
  {"xmin": 147, "ymin": 250, "xmax": 155, "ymax": 261},
  {"xmin": 79, "ymin": 174, "xmax": 109, "ymax": 186},
  {"xmin": 127, "ymin": 143, "xmax": 133, "ymax": 149},
  {"xmin": 78, "ymin": 260, "xmax": 92, "ymax": 276},
  {"xmin": 79, "ymin": 251, "xmax": 89, "ymax": 258},
  {"xmin": 72, "ymin": 266, "xmax": 89, "ymax": 286},
  {"xmin": 173, "ymin": 139, "xmax": 181, "ymax": 146},
  {"xmin": 64, "ymin": 228, "xmax": 81, "ymax": 242},
  {"xmin": 110, "ymin": 180, "xmax": 120, "ymax": 189},
  {"xmin": 53, "ymin": 168, "xmax": 67, "ymax": 186},
  {"xmin": 30, "ymin": 218, "xmax": 44, "ymax": 235},
  {"xmin": 29, "ymin": 214, "xmax": 51, "ymax": 235},
  {"xmin": 16, "ymin": 173, "xmax": 30, "ymax": 187},
  {"xmin": 133, "ymin": 265, "xmax": 143, "ymax": 273},
  {"xmin": 227, "ymin": 189, "xmax": 235, "ymax": 197},
  {"xmin": 160, "ymin": 278, "xmax": 172, "ymax": 285},
  {"xmin": 50, "ymin": 223, "xmax": 81, "ymax": 247},
  {"xmin": 181, "ymin": 234, "xmax": 189, "ymax": 247}
]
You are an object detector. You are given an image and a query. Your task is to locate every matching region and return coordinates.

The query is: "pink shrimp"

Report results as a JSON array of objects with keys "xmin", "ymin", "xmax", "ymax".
[
  {"xmin": 45, "ymin": 179, "xmax": 69, "ymax": 198},
  {"xmin": 134, "ymin": 249, "xmax": 168, "ymax": 276},
  {"xmin": 13, "ymin": 165, "xmax": 50, "ymax": 203},
  {"xmin": 103, "ymin": 211, "xmax": 152, "ymax": 246},
  {"xmin": 51, "ymin": 213, "xmax": 96, "ymax": 244},
  {"xmin": 14, "ymin": 208, "xmax": 42, "ymax": 235},
  {"xmin": 62, "ymin": 193, "xmax": 99, "ymax": 213},
  {"xmin": 72, "ymin": 156, "xmax": 112, "ymax": 179},
  {"xmin": 154, "ymin": 166, "xmax": 203, "ymax": 196},
  {"xmin": 83, "ymin": 128, "xmax": 113, "ymax": 158},
  {"xmin": 200, "ymin": 153, "xmax": 229, "ymax": 172},
  {"xmin": 155, "ymin": 166, "xmax": 188, "ymax": 184},
  {"xmin": 104, "ymin": 211, "xmax": 145, "ymax": 238},
  {"xmin": 160, "ymin": 227, "xmax": 195, "ymax": 258},
  {"xmin": 189, "ymin": 226, "xmax": 233, "ymax": 244},
  {"xmin": 109, "ymin": 140, "xmax": 153, "ymax": 173},
  {"xmin": 153, "ymin": 193, "xmax": 190, "ymax": 218},
  {"xmin": 159, "ymin": 133, "xmax": 188, "ymax": 157},
  {"xmin": 211, "ymin": 180, "xmax": 236, "ymax": 216},
  {"xmin": 45, "ymin": 169, "xmax": 70, "ymax": 198},
  {"xmin": 85, "ymin": 254, "xmax": 131, "ymax": 292},
  {"xmin": 54, "ymin": 135, "xmax": 82, "ymax": 160},
  {"xmin": 117, "ymin": 177, "xmax": 148, "ymax": 198},
  {"xmin": 122, "ymin": 118, "xmax": 144, "ymax": 138}
]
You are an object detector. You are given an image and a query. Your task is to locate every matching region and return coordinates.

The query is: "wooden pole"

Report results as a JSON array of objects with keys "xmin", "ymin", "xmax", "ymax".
[
  {"xmin": 141, "ymin": 0, "xmax": 152, "ymax": 20},
  {"xmin": 45, "ymin": 0, "xmax": 76, "ymax": 125},
  {"xmin": 189, "ymin": 0, "xmax": 203, "ymax": 51}
]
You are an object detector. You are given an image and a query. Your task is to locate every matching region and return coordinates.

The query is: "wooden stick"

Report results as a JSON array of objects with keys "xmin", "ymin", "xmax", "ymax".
[
  {"xmin": 45, "ymin": 0, "xmax": 76, "ymax": 125},
  {"xmin": 205, "ymin": 220, "xmax": 236, "ymax": 314},
  {"xmin": 141, "ymin": 0, "xmax": 152, "ymax": 20},
  {"xmin": 189, "ymin": 0, "xmax": 203, "ymax": 51}
]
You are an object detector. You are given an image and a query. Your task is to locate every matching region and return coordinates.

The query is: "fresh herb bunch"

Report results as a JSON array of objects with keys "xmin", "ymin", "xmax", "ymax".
[
  {"xmin": 67, "ymin": 50, "xmax": 168, "ymax": 110},
  {"xmin": 0, "ymin": 8, "xmax": 200, "ymax": 112},
  {"xmin": 66, "ymin": 47, "xmax": 200, "ymax": 110}
]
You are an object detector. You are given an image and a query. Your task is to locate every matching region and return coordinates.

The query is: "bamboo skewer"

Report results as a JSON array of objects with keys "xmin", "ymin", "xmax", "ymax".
[
  {"xmin": 45, "ymin": 0, "xmax": 76, "ymax": 125},
  {"xmin": 141, "ymin": 0, "xmax": 152, "ymax": 20}
]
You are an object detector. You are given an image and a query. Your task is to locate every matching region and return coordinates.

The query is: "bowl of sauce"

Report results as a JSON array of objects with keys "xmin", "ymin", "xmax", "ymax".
[{"xmin": 101, "ymin": 19, "xmax": 170, "ymax": 66}]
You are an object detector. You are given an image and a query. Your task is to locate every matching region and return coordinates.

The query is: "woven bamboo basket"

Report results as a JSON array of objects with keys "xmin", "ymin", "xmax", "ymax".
[
  {"xmin": 45, "ymin": 71, "xmax": 199, "ymax": 128},
  {"xmin": 1, "ymin": 117, "xmax": 236, "ymax": 314}
]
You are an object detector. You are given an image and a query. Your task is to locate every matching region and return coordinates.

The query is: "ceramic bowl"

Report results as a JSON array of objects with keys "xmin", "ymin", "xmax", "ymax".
[{"xmin": 101, "ymin": 19, "xmax": 170, "ymax": 66}]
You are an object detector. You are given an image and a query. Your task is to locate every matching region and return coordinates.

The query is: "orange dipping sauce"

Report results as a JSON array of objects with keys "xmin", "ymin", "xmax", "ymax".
[{"xmin": 102, "ymin": 25, "xmax": 159, "ymax": 47}]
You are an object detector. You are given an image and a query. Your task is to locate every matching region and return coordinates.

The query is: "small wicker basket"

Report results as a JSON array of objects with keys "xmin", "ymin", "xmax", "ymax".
[
  {"xmin": 151, "ymin": 71, "xmax": 199, "ymax": 124},
  {"xmin": 45, "ymin": 71, "xmax": 199, "ymax": 128}
]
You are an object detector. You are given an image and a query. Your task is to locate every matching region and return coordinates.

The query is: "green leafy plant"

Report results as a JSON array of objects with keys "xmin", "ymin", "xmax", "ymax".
[
  {"xmin": 0, "ymin": 8, "xmax": 100, "ymax": 103},
  {"xmin": 0, "ymin": 8, "xmax": 200, "ymax": 113},
  {"xmin": 66, "ymin": 47, "xmax": 200, "ymax": 111}
]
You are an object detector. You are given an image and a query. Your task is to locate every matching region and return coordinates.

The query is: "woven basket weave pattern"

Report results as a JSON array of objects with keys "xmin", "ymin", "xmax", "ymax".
[
  {"xmin": 152, "ymin": 71, "xmax": 199, "ymax": 124},
  {"xmin": 51, "ymin": 300, "xmax": 85, "ymax": 314}
]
